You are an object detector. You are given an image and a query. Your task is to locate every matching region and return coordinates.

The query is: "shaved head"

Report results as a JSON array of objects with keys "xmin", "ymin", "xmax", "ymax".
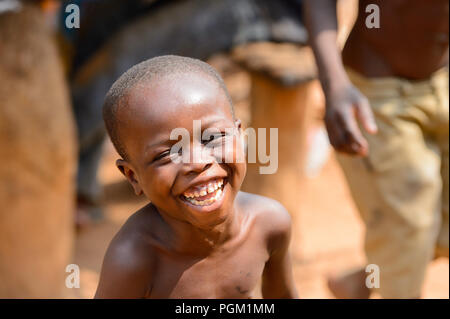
[{"xmin": 103, "ymin": 55, "xmax": 234, "ymax": 160}]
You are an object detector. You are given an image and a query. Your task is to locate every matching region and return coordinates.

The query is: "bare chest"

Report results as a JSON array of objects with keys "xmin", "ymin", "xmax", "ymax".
[{"xmin": 148, "ymin": 244, "xmax": 269, "ymax": 298}]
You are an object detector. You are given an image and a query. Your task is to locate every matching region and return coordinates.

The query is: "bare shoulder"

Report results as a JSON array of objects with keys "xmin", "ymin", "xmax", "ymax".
[
  {"xmin": 236, "ymin": 191, "xmax": 292, "ymax": 245},
  {"xmin": 95, "ymin": 204, "xmax": 162, "ymax": 298},
  {"xmin": 105, "ymin": 206, "xmax": 157, "ymax": 264},
  {"xmin": 236, "ymin": 191, "xmax": 291, "ymax": 228}
]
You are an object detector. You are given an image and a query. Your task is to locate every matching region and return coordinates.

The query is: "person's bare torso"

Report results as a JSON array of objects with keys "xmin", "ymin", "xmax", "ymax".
[
  {"xmin": 343, "ymin": 0, "xmax": 449, "ymax": 79},
  {"xmin": 144, "ymin": 195, "xmax": 271, "ymax": 299},
  {"xmin": 147, "ymin": 232, "xmax": 268, "ymax": 298}
]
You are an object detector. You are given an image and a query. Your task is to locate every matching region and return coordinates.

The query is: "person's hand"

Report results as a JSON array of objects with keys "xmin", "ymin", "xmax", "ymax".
[{"xmin": 324, "ymin": 84, "xmax": 378, "ymax": 156}]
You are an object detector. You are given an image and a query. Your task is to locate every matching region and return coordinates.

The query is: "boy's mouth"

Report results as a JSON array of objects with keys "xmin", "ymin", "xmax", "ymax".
[{"xmin": 181, "ymin": 178, "xmax": 225, "ymax": 207}]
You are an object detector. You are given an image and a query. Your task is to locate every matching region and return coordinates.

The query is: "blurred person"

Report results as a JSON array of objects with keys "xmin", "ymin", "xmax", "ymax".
[
  {"xmin": 59, "ymin": 0, "xmax": 156, "ymax": 228},
  {"xmin": 304, "ymin": 0, "xmax": 448, "ymax": 298},
  {"xmin": 0, "ymin": 0, "xmax": 76, "ymax": 297},
  {"xmin": 95, "ymin": 56, "xmax": 298, "ymax": 298}
]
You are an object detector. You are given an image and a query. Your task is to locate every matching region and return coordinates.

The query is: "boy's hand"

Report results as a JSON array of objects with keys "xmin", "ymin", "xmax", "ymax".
[{"xmin": 324, "ymin": 84, "xmax": 378, "ymax": 156}]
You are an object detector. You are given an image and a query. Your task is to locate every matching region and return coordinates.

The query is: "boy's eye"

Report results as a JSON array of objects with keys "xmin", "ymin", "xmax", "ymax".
[
  {"xmin": 153, "ymin": 150, "xmax": 171, "ymax": 162},
  {"xmin": 152, "ymin": 148, "xmax": 183, "ymax": 163},
  {"xmin": 202, "ymin": 132, "xmax": 226, "ymax": 144}
]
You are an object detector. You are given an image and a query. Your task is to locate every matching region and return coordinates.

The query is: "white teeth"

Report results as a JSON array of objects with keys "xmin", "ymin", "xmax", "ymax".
[
  {"xmin": 182, "ymin": 178, "xmax": 225, "ymax": 204},
  {"xmin": 184, "ymin": 184, "xmax": 224, "ymax": 206}
]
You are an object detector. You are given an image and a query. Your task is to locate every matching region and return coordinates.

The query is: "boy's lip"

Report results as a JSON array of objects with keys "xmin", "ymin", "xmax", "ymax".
[
  {"xmin": 179, "ymin": 175, "xmax": 227, "ymax": 195},
  {"xmin": 179, "ymin": 181, "xmax": 227, "ymax": 212},
  {"xmin": 183, "ymin": 178, "xmax": 224, "ymax": 195}
]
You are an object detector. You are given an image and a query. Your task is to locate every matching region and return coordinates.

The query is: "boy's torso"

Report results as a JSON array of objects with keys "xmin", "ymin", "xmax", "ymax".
[
  {"xmin": 139, "ymin": 192, "xmax": 273, "ymax": 299},
  {"xmin": 147, "ymin": 229, "xmax": 268, "ymax": 298}
]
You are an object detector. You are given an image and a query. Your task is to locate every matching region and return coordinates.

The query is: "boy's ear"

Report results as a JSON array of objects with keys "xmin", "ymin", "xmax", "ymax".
[
  {"xmin": 234, "ymin": 118, "xmax": 242, "ymax": 132},
  {"xmin": 116, "ymin": 159, "xmax": 143, "ymax": 196},
  {"xmin": 234, "ymin": 118, "xmax": 245, "ymax": 146}
]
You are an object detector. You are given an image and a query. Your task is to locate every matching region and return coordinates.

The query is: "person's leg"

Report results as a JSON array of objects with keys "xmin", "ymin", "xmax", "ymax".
[
  {"xmin": 76, "ymin": 125, "xmax": 105, "ymax": 206},
  {"xmin": 436, "ymin": 133, "xmax": 449, "ymax": 258},
  {"xmin": 332, "ymin": 71, "xmax": 442, "ymax": 299},
  {"xmin": 433, "ymin": 68, "xmax": 449, "ymax": 259},
  {"xmin": 75, "ymin": 129, "xmax": 105, "ymax": 228},
  {"xmin": 72, "ymin": 76, "xmax": 108, "ymax": 228},
  {"xmin": 0, "ymin": 3, "xmax": 76, "ymax": 297}
]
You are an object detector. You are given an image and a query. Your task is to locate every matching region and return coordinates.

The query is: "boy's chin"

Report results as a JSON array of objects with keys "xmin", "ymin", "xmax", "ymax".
[{"xmin": 178, "ymin": 182, "xmax": 233, "ymax": 226}]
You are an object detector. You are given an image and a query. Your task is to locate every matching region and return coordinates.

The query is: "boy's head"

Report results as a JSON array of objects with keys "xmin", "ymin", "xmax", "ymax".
[{"xmin": 103, "ymin": 55, "xmax": 246, "ymax": 229}]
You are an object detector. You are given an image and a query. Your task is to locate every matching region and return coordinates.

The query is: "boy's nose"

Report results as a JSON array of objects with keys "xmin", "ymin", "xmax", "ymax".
[
  {"xmin": 182, "ymin": 161, "xmax": 213, "ymax": 175},
  {"xmin": 181, "ymin": 143, "xmax": 215, "ymax": 175}
]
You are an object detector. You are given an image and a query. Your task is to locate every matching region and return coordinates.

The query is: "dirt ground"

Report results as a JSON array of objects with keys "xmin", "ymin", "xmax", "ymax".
[{"xmin": 73, "ymin": 138, "xmax": 449, "ymax": 299}]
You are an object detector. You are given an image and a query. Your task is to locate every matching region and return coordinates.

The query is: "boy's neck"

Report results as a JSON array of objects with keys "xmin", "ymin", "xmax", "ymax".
[{"xmin": 155, "ymin": 203, "xmax": 244, "ymax": 256}]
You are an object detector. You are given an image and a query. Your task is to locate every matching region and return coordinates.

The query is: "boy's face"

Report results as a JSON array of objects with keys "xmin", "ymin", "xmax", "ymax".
[{"xmin": 116, "ymin": 72, "xmax": 246, "ymax": 229}]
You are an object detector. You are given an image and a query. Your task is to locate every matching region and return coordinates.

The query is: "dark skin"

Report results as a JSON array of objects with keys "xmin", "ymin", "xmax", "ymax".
[
  {"xmin": 95, "ymin": 72, "xmax": 298, "ymax": 298},
  {"xmin": 304, "ymin": 0, "xmax": 449, "ymax": 156},
  {"xmin": 304, "ymin": 0, "xmax": 449, "ymax": 298}
]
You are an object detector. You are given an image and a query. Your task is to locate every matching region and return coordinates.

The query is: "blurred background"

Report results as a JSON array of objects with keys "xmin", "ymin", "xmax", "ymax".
[{"xmin": 0, "ymin": 0, "xmax": 447, "ymax": 298}]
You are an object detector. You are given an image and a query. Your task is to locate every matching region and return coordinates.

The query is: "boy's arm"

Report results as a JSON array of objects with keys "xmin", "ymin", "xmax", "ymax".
[
  {"xmin": 261, "ymin": 206, "xmax": 298, "ymax": 299},
  {"xmin": 94, "ymin": 237, "xmax": 153, "ymax": 299},
  {"xmin": 303, "ymin": 0, "xmax": 377, "ymax": 156}
]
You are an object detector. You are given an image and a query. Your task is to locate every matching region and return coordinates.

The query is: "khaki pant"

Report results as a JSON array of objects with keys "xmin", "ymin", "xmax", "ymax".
[{"xmin": 337, "ymin": 67, "xmax": 449, "ymax": 298}]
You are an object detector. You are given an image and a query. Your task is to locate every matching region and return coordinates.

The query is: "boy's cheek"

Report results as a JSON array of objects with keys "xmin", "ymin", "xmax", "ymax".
[
  {"xmin": 139, "ymin": 169, "xmax": 176, "ymax": 201},
  {"xmin": 227, "ymin": 148, "xmax": 247, "ymax": 185},
  {"xmin": 234, "ymin": 137, "xmax": 247, "ymax": 184},
  {"xmin": 235, "ymin": 161, "xmax": 247, "ymax": 183},
  {"xmin": 220, "ymin": 136, "xmax": 246, "ymax": 164},
  {"xmin": 144, "ymin": 184, "xmax": 179, "ymax": 213},
  {"xmin": 235, "ymin": 142, "xmax": 247, "ymax": 167}
]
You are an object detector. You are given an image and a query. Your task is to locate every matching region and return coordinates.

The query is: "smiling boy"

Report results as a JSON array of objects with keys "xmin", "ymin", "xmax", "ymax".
[{"xmin": 94, "ymin": 55, "xmax": 298, "ymax": 299}]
